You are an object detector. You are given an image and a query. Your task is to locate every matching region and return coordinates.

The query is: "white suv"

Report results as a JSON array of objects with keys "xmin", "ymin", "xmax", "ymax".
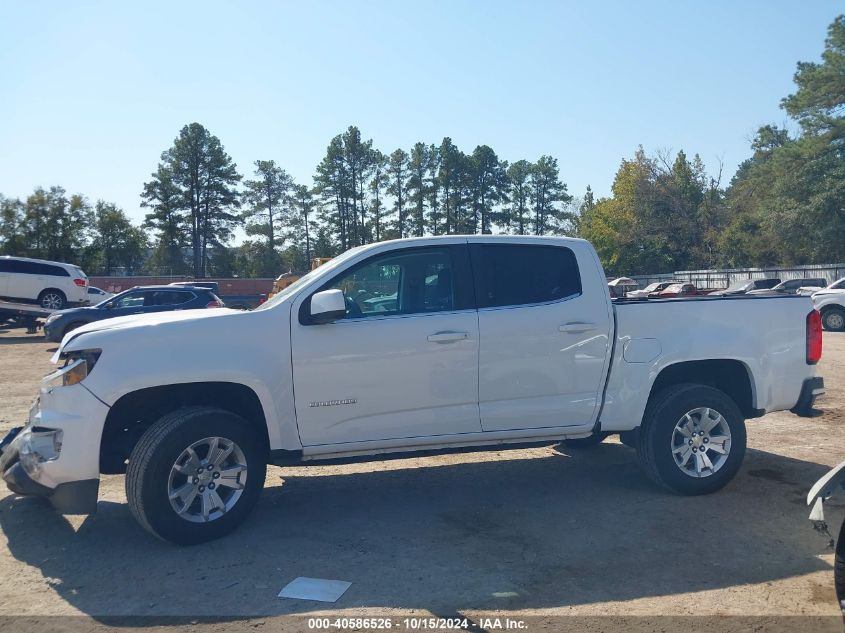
[{"xmin": 0, "ymin": 256, "xmax": 89, "ymax": 310}]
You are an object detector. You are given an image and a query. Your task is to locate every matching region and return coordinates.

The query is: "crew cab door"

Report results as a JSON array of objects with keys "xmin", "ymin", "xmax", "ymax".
[
  {"xmin": 290, "ymin": 242, "xmax": 481, "ymax": 447},
  {"xmin": 469, "ymin": 239, "xmax": 613, "ymax": 432}
]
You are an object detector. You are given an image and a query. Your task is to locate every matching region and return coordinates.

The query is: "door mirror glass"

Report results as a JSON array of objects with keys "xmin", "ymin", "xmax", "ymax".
[{"xmin": 310, "ymin": 289, "xmax": 347, "ymax": 324}]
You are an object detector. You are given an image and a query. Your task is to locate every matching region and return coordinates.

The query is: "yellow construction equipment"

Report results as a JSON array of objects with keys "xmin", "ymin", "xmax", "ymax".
[{"xmin": 267, "ymin": 257, "xmax": 332, "ymax": 299}]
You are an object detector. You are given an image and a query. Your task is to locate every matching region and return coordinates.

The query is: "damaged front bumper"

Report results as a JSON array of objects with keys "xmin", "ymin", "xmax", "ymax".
[
  {"xmin": 0, "ymin": 424, "xmax": 99, "ymax": 514},
  {"xmin": 1, "ymin": 383, "xmax": 109, "ymax": 514}
]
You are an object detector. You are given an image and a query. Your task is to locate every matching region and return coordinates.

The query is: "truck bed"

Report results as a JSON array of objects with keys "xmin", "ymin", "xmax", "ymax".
[{"xmin": 600, "ymin": 293, "xmax": 815, "ymax": 431}]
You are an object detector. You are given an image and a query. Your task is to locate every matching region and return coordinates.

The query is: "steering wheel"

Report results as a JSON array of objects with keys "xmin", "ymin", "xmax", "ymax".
[{"xmin": 344, "ymin": 294, "xmax": 362, "ymax": 318}]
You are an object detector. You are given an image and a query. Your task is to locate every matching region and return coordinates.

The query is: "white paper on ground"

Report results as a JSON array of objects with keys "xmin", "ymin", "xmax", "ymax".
[{"xmin": 277, "ymin": 577, "xmax": 352, "ymax": 602}]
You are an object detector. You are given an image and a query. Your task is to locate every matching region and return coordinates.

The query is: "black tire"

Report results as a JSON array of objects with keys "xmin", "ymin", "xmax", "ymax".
[
  {"xmin": 822, "ymin": 307, "xmax": 845, "ymax": 332},
  {"xmin": 619, "ymin": 428, "xmax": 639, "ymax": 448},
  {"xmin": 637, "ymin": 383, "xmax": 746, "ymax": 495},
  {"xmin": 38, "ymin": 289, "xmax": 66, "ymax": 310},
  {"xmin": 126, "ymin": 406, "xmax": 267, "ymax": 545},
  {"xmin": 835, "ymin": 517, "xmax": 845, "ymax": 608},
  {"xmin": 563, "ymin": 432, "xmax": 610, "ymax": 449}
]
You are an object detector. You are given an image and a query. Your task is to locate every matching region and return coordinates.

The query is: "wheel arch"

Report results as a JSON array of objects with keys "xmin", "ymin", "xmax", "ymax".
[
  {"xmin": 647, "ymin": 359, "xmax": 759, "ymax": 419},
  {"xmin": 99, "ymin": 382, "xmax": 271, "ymax": 474},
  {"xmin": 819, "ymin": 303, "xmax": 844, "ymax": 314}
]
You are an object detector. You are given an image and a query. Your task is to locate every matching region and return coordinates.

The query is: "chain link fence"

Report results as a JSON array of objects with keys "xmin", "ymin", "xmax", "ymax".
[{"xmin": 628, "ymin": 264, "xmax": 845, "ymax": 290}]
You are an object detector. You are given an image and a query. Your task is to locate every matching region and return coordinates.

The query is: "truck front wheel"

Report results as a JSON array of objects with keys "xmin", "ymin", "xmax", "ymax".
[
  {"xmin": 822, "ymin": 307, "xmax": 845, "ymax": 332},
  {"xmin": 637, "ymin": 384, "xmax": 746, "ymax": 495},
  {"xmin": 126, "ymin": 407, "xmax": 267, "ymax": 545}
]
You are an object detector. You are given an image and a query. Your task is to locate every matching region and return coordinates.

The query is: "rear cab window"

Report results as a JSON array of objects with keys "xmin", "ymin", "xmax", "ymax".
[{"xmin": 470, "ymin": 244, "xmax": 582, "ymax": 308}]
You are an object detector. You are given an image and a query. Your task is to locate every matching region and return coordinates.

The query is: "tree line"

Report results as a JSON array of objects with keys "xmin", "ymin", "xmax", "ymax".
[
  {"xmin": 0, "ymin": 126, "xmax": 574, "ymax": 278},
  {"xmin": 2, "ymin": 15, "xmax": 843, "ymax": 278},
  {"xmin": 579, "ymin": 15, "xmax": 845, "ymax": 275}
]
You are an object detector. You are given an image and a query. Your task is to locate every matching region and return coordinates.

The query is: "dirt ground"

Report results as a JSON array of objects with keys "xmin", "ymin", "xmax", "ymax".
[{"xmin": 0, "ymin": 327, "xmax": 843, "ymax": 630}]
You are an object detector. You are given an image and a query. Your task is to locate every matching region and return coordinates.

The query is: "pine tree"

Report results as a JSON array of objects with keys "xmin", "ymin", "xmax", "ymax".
[
  {"xmin": 242, "ymin": 160, "xmax": 293, "ymax": 252},
  {"xmin": 406, "ymin": 142, "xmax": 430, "ymax": 237},
  {"xmin": 148, "ymin": 123, "xmax": 242, "ymax": 278},
  {"xmin": 386, "ymin": 148, "xmax": 410, "ymax": 237},
  {"xmin": 505, "ymin": 160, "xmax": 533, "ymax": 234}
]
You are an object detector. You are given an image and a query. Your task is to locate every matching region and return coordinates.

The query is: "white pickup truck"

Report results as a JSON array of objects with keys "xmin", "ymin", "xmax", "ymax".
[
  {"xmin": 0, "ymin": 236, "xmax": 826, "ymax": 544},
  {"xmin": 811, "ymin": 277, "xmax": 845, "ymax": 332}
]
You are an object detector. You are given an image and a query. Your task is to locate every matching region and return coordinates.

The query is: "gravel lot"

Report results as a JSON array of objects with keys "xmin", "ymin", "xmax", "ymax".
[{"xmin": 0, "ymin": 327, "xmax": 843, "ymax": 629}]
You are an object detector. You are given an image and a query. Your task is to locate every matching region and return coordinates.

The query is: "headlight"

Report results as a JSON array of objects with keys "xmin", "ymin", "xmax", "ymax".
[
  {"xmin": 45, "ymin": 314, "xmax": 60, "ymax": 325},
  {"xmin": 42, "ymin": 349, "xmax": 101, "ymax": 390}
]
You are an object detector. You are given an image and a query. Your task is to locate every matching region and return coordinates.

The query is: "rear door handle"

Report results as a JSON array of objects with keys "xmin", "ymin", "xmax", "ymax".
[
  {"xmin": 427, "ymin": 330, "xmax": 469, "ymax": 343},
  {"xmin": 559, "ymin": 322, "xmax": 597, "ymax": 334}
]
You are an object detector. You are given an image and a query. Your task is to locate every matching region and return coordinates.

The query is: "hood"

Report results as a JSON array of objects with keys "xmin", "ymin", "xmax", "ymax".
[
  {"xmin": 812, "ymin": 288, "xmax": 845, "ymax": 297},
  {"xmin": 50, "ymin": 305, "xmax": 101, "ymax": 318},
  {"xmin": 58, "ymin": 308, "xmax": 239, "ymax": 355}
]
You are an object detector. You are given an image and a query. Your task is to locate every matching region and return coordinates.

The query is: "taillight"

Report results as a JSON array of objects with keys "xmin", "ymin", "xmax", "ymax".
[
  {"xmin": 73, "ymin": 278, "xmax": 86, "ymax": 287},
  {"xmin": 807, "ymin": 310, "xmax": 822, "ymax": 364},
  {"xmin": 206, "ymin": 300, "xmax": 224, "ymax": 308}
]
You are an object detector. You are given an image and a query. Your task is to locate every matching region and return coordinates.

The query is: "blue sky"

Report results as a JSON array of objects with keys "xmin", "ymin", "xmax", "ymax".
[{"xmin": 0, "ymin": 1, "xmax": 840, "ymax": 231}]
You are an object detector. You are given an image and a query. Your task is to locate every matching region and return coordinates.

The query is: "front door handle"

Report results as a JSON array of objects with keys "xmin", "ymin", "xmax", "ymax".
[
  {"xmin": 427, "ymin": 330, "xmax": 469, "ymax": 343},
  {"xmin": 559, "ymin": 322, "xmax": 597, "ymax": 334}
]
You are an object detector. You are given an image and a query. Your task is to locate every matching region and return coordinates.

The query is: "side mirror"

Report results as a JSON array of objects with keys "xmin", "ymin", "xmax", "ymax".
[
  {"xmin": 309, "ymin": 289, "xmax": 346, "ymax": 324},
  {"xmin": 104, "ymin": 302, "xmax": 114, "ymax": 310}
]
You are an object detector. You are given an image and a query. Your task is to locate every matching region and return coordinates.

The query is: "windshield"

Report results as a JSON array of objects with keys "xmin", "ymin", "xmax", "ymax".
[
  {"xmin": 725, "ymin": 280, "xmax": 751, "ymax": 291},
  {"xmin": 642, "ymin": 283, "xmax": 660, "ymax": 292},
  {"xmin": 253, "ymin": 246, "xmax": 365, "ymax": 311},
  {"xmin": 94, "ymin": 288, "xmax": 130, "ymax": 308},
  {"xmin": 828, "ymin": 277, "xmax": 845, "ymax": 290}
]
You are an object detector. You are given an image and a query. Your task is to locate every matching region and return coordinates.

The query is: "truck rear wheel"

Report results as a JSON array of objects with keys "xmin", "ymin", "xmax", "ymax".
[
  {"xmin": 126, "ymin": 406, "xmax": 267, "ymax": 545},
  {"xmin": 637, "ymin": 384, "xmax": 746, "ymax": 495}
]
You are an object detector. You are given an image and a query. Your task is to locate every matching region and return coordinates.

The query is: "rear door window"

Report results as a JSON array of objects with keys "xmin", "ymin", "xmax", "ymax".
[
  {"xmin": 147, "ymin": 290, "xmax": 194, "ymax": 306},
  {"xmin": 471, "ymin": 244, "xmax": 582, "ymax": 308},
  {"xmin": 41, "ymin": 263, "xmax": 69, "ymax": 276}
]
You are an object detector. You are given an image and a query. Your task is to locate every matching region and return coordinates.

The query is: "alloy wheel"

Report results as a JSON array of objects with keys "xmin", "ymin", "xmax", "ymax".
[
  {"xmin": 671, "ymin": 407, "xmax": 732, "ymax": 478},
  {"xmin": 825, "ymin": 312, "xmax": 845, "ymax": 330},
  {"xmin": 167, "ymin": 436, "xmax": 248, "ymax": 523},
  {"xmin": 41, "ymin": 293, "xmax": 63, "ymax": 310}
]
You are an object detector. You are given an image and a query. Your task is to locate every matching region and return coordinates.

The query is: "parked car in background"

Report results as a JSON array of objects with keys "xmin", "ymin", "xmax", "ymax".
[
  {"xmin": 811, "ymin": 278, "xmax": 845, "ymax": 332},
  {"xmin": 799, "ymin": 277, "xmax": 845, "ymax": 297},
  {"xmin": 709, "ymin": 278, "xmax": 782, "ymax": 296},
  {"xmin": 43, "ymin": 285, "xmax": 225, "ymax": 342},
  {"xmin": 626, "ymin": 280, "xmax": 682, "ymax": 299},
  {"xmin": 747, "ymin": 278, "xmax": 828, "ymax": 296},
  {"xmin": 168, "ymin": 281, "xmax": 266, "ymax": 310},
  {"xmin": 2, "ymin": 235, "xmax": 824, "ymax": 545},
  {"xmin": 607, "ymin": 277, "xmax": 637, "ymax": 298},
  {"xmin": 650, "ymin": 282, "xmax": 699, "ymax": 298},
  {"xmin": 86, "ymin": 286, "xmax": 114, "ymax": 304},
  {"xmin": 0, "ymin": 256, "xmax": 88, "ymax": 309}
]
